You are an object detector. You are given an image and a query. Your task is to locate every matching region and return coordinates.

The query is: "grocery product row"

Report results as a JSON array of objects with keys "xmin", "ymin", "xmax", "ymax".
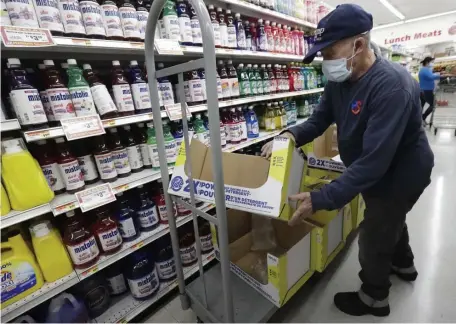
[
  {"xmin": 1, "ymin": 199, "xmax": 215, "ymax": 322},
  {"xmin": 1, "ymin": 0, "xmax": 319, "ymax": 43},
  {"xmin": 1, "ymin": 57, "xmax": 323, "ymax": 129}
]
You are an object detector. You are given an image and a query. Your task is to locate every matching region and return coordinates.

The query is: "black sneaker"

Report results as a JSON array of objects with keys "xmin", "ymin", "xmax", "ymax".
[
  {"xmin": 391, "ymin": 264, "xmax": 418, "ymax": 282},
  {"xmin": 334, "ymin": 291, "xmax": 390, "ymax": 317}
]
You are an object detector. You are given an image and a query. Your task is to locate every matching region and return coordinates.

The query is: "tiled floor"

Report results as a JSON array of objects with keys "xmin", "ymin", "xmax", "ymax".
[{"xmin": 143, "ymin": 129, "xmax": 456, "ymax": 323}]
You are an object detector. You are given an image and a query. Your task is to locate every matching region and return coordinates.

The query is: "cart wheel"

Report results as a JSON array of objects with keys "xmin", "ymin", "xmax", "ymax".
[
  {"xmin": 434, "ymin": 128, "xmax": 438, "ymax": 135},
  {"xmin": 454, "ymin": 129, "xmax": 456, "ymax": 137},
  {"xmin": 197, "ymin": 316, "xmax": 204, "ymax": 323}
]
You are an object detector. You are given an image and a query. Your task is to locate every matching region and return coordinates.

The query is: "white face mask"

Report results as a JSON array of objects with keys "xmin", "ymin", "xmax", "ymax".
[{"xmin": 322, "ymin": 43, "xmax": 358, "ymax": 82}]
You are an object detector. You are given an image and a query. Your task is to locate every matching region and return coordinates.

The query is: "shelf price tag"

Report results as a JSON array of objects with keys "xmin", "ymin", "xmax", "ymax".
[
  {"xmin": 1, "ymin": 26, "xmax": 54, "ymax": 47},
  {"xmin": 61, "ymin": 115, "xmax": 105, "ymax": 141},
  {"xmin": 75, "ymin": 183, "xmax": 117, "ymax": 213},
  {"xmin": 165, "ymin": 103, "xmax": 191, "ymax": 121},
  {"xmin": 154, "ymin": 39, "xmax": 183, "ymax": 55}
]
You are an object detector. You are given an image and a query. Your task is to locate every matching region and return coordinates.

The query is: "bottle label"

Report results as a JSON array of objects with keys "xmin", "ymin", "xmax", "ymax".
[
  {"xmin": 137, "ymin": 206, "xmax": 159, "ymax": 228},
  {"xmin": 220, "ymin": 125, "xmax": 226, "ymax": 146},
  {"xmin": 224, "ymin": 124, "xmax": 230, "ymax": 143},
  {"xmin": 183, "ymin": 80, "xmax": 192, "ymax": 103},
  {"xmin": 221, "ymin": 79, "xmax": 230, "ymax": 99},
  {"xmin": 164, "ymin": 139, "xmax": 177, "ymax": 164},
  {"xmin": 212, "ymin": 22, "xmax": 221, "ymax": 46},
  {"xmin": 119, "ymin": 6, "xmax": 140, "ymax": 39},
  {"xmin": 178, "ymin": 16, "xmax": 192, "ymax": 43},
  {"xmin": 101, "ymin": 4, "xmax": 123, "ymax": 38},
  {"xmin": 5, "ymin": 0, "xmax": 39, "ymax": 27},
  {"xmin": 10, "ymin": 89, "xmax": 47, "ymax": 126},
  {"xmin": 131, "ymin": 82, "xmax": 151, "ymax": 111},
  {"xmin": 240, "ymin": 80, "xmax": 250, "ymax": 96},
  {"xmin": 112, "ymin": 84, "xmax": 134, "ymax": 112},
  {"xmin": 240, "ymin": 120, "xmax": 247, "ymax": 140},
  {"xmin": 33, "ymin": 0, "xmax": 64, "ymax": 32},
  {"xmin": 281, "ymin": 114, "xmax": 287, "ymax": 127},
  {"xmin": 59, "ymin": 0, "xmax": 86, "ymax": 35},
  {"xmin": 196, "ymin": 131, "xmax": 209, "ymax": 146},
  {"xmin": 216, "ymin": 77, "xmax": 223, "ymax": 99},
  {"xmin": 139, "ymin": 143, "xmax": 152, "ymax": 166},
  {"xmin": 228, "ymin": 77, "xmax": 239, "ymax": 97},
  {"xmin": 189, "ymin": 79, "xmax": 204, "ymax": 102},
  {"xmin": 248, "ymin": 120, "xmax": 259, "ymax": 137},
  {"xmin": 180, "ymin": 242, "xmax": 197, "ymax": 265},
  {"xmin": 91, "ymin": 84, "xmax": 117, "ymax": 116},
  {"xmin": 127, "ymin": 269, "xmax": 159, "ymax": 299},
  {"xmin": 219, "ymin": 24, "xmax": 227, "ymax": 47},
  {"xmin": 119, "ymin": 217, "xmax": 137, "ymax": 238},
  {"xmin": 200, "ymin": 233, "xmax": 213, "ymax": 252},
  {"xmin": 229, "ymin": 123, "xmax": 242, "ymax": 142},
  {"xmin": 157, "ymin": 201, "xmax": 168, "ymax": 222},
  {"xmin": 136, "ymin": 10, "xmax": 148, "ymax": 40},
  {"xmin": 97, "ymin": 227, "xmax": 122, "ymax": 252},
  {"xmin": 76, "ymin": 154, "xmax": 98, "ymax": 181},
  {"xmin": 250, "ymin": 78, "xmax": 257, "ymax": 95},
  {"xmin": 47, "ymin": 87, "xmax": 76, "ymax": 120},
  {"xmin": 156, "ymin": 257, "xmax": 176, "ymax": 280},
  {"xmin": 107, "ymin": 273, "xmax": 127, "ymax": 295},
  {"xmin": 262, "ymin": 79, "xmax": 270, "ymax": 94},
  {"xmin": 126, "ymin": 145, "xmax": 143, "ymax": 170},
  {"xmin": 147, "ymin": 143, "xmax": 160, "ymax": 168},
  {"xmin": 237, "ymin": 29, "xmax": 246, "ymax": 48},
  {"xmin": 58, "ymin": 159, "xmax": 85, "ymax": 191},
  {"xmin": 227, "ymin": 26, "xmax": 236, "ymax": 48},
  {"xmin": 259, "ymin": 35, "xmax": 267, "ymax": 51},
  {"xmin": 158, "ymin": 18, "xmax": 166, "ymax": 39},
  {"xmin": 265, "ymin": 118, "xmax": 275, "ymax": 130},
  {"xmin": 66, "ymin": 236, "xmax": 99, "ymax": 265},
  {"xmin": 94, "ymin": 152, "xmax": 117, "ymax": 180},
  {"xmin": 111, "ymin": 148, "xmax": 131, "ymax": 175},
  {"xmin": 40, "ymin": 90, "xmax": 55, "ymax": 121},
  {"xmin": 80, "ymin": 1, "xmax": 106, "ymax": 36},
  {"xmin": 200, "ymin": 78, "xmax": 206, "ymax": 101},
  {"xmin": 159, "ymin": 81, "xmax": 174, "ymax": 106},
  {"xmin": 246, "ymin": 37, "xmax": 251, "ymax": 51},
  {"xmin": 190, "ymin": 17, "xmax": 202, "ymax": 44},
  {"xmin": 163, "ymin": 14, "xmax": 180, "ymax": 40},
  {"xmin": 41, "ymin": 162, "xmax": 65, "ymax": 192},
  {"xmin": 69, "ymin": 86, "xmax": 97, "ymax": 116}
]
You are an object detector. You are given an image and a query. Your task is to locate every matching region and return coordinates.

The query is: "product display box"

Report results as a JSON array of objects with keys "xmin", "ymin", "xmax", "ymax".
[
  {"xmin": 210, "ymin": 209, "xmax": 315, "ymax": 307},
  {"xmin": 168, "ymin": 137, "xmax": 305, "ymax": 221}
]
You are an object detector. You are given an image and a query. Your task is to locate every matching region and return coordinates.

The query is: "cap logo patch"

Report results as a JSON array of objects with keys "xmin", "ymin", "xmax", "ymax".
[
  {"xmin": 315, "ymin": 28, "xmax": 325, "ymax": 41},
  {"xmin": 351, "ymin": 100, "xmax": 362, "ymax": 115}
]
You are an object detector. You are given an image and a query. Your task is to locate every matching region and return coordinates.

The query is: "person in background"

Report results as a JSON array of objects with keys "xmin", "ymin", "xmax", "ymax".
[
  {"xmin": 418, "ymin": 56, "xmax": 440, "ymax": 124},
  {"xmin": 261, "ymin": 4, "xmax": 434, "ymax": 318}
]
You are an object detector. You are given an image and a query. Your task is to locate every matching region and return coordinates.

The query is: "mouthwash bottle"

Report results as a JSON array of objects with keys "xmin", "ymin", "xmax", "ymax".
[
  {"xmin": 227, "ymin": 60, "xmax": 240, "ymax": 99},
  {"xmin": 101, "ymin": 0, "xmax": 124, "ymax": 40},
  {"xmin": 217, "ymin": 7, "xmax": 227, "ymax": 48},
  {"xmin": 33, "ymin": 0, "xmax": 64, "ymax": 35},
  {"xmin": 111, "ymin": 60, "xmax": 134, "ymax": 116},
  {"xmin": 226, "ymin": 10, "xmax": 236, "ymax": 49},
  {"xmin": 260, "ymin": 64, "xmax": 270, "ymax": 95},
  {"xmin": 58, "ymin": 0, "xmax": 86, "ymax": 38},
  {"xmin": 234, "ymin": 13, "xmax": 246, "ymax": 50},
  {"xmin": 189, "ymin": 3, "xmax": 202, "ymax": 45},
  {"xmin": 194, "ymin": 113, "xmax": 209, "ymax": 146},
  {"xmin": 176, "ymin": 0, "xmax": 192, "ymax": 45},
  {"xmin": 245, "ymin": 106, "xmax": 259, "ymax": 138},
  {"xmin": 163, "ymin": 119, "xmax": 177, "ymax": 165},
  {"xmin": 162, "ymin": 0, "xmax": 180, "ymax": 40},
  {"xmin": 253, "ymin": 64, "xmax": 263, "ymax": 95},
  {"xmin": 128, "ymin": 60, "xmax": 152, "ymax": 113},
  {"xmin": 80, "ymin": 0, "xmax": 106, "ymax": 39},
  {"xmin": 66, "ymin": 59, "xmax": 96, "ymax": 117},
  {"xmin": 136, "ymin": 0, "xmax": 150, "ymax": 41},
  {"xmin": 157, "ymin": 63, "xmax": 175, "ymax": 107},
  {"xmin": 246, "ymin": 64, "xmax": 257, "ymax": 96},
  {"xmin": 208, "ymin": 5, "xmax": 221, "ymax": 48},
  {"xmin": 237, "ymin": 63, "xmax": 251, "ymax": 98},
  {"xmin": 146, "ymin": 123, "xmax": 159, "ymax": 170},
  {"xmin": 118, "ymin": 0, "xmax": 141, "ymax": 41}
]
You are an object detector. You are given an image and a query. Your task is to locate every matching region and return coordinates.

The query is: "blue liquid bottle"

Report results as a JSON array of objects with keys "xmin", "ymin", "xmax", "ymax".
[
  {"xmin": 136, "ymin": 185, "xmax": 160, "ymax": 232},
  {"xmin": 115, "ymin": 191, "xmax": 140, "ymax": 242},
  {"xmin": 245, "ymin": 106, "xmax": 259, "ymax": 138},
  {"xmin": 125, "ymin": 250, "xmax": 159, "ymax": 300},
  {"xmin": 128, "ymin": 60, "xmax": 152, "ymax": 113}
]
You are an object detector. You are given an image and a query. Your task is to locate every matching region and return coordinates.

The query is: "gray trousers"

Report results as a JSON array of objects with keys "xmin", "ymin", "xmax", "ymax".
[{"xmin": 358, "ymin": 186, "xmax": 428, "ymax": 301}]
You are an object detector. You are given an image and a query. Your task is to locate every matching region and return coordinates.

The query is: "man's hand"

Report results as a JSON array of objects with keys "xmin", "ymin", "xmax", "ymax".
[
  {"xmin": 261, "ymin": 132, "xmax": 295, "ymax": 159},
  {"xmin": 288, "ymin": 192, "xmax": 313, "ymax": 226}
]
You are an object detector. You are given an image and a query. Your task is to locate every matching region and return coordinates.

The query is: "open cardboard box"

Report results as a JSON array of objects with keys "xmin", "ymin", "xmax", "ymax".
[
  {"xmin": 168, "ymin": 137, "xmax": 305, "ymax": 221},
  {"xmin": 210, "ymin": 209, "xmax": 314, "ymax": 307}
]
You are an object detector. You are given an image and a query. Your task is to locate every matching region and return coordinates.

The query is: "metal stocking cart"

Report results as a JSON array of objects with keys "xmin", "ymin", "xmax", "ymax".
[
  {"xmin": 144, "ymin": 1, "xmax": 277, "ymax": 322},
  {"xmin": 430, "ymin": 80, "xmax": 456, "ymax": 136}
]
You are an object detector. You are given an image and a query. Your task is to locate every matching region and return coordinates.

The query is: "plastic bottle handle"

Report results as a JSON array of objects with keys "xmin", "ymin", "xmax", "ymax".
[{"xmin": 62, "ymin": 292, "xmax": 79, "ymax": 308}]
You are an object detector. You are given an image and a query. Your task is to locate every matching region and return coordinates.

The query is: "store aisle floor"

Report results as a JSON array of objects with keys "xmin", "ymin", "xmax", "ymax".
[{"xmin": 143, "ymin": 130, "xmax": 456, "ymax": 323}]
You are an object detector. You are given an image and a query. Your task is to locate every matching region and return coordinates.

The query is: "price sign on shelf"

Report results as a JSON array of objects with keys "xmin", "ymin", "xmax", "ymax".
[
  {"xmin": 154, "ymin": 39, "xmax": 183, "ymax": 55},
  {"xmin": 75, "ymin": 183, "xmax": 116, "ymax": 213},
  {"xmin": 61, "ymin": 115, "xmax": 105, "ymax": 141},
  {"xmin": 1, "ymin": 26, "xmax": 54, "ymax": 47},
  {"xmin": 165, "ymin": 103, "xmax": 192, "ymax": 121}
]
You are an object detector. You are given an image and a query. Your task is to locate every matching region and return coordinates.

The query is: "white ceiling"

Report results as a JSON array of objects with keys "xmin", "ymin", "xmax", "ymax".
[{"xmin": 324, "ymin": 0, "xmax": 456, "ymax": 26}]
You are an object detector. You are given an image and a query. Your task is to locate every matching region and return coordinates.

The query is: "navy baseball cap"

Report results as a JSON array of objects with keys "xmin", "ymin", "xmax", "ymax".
[{"xmin": 303, "ymin": 4, "xmax": 373, "ymax": 63}]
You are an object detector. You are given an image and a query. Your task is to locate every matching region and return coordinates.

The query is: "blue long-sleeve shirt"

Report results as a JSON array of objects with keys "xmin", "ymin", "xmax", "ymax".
[
  {"xmin": 418, "ymin": 66, "xmax": 440, "ymax": 91},
  {"xmin": 288, "ymin": 57, "xmax": 434, "ymax": 211}
]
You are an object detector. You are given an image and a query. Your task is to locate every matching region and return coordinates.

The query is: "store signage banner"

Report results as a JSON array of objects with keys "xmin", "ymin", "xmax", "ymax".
[{"xmin": 372, "ymin": 14, "xmax": 456, "ymax": 47}]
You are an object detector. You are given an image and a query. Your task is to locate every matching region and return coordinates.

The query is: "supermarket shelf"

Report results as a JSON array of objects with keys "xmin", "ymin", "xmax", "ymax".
[
  {"xmin": 0, "ymin": 204, "xmax": 52, "ymax": 230},
  {"xmin": 95, "ymin": 251, "xmax": 216, "ymax": 323},
  {"xmin": 392, "ymin": 51, "xmax": 412, "ymax": 57},
  {"xmin": 435, "ymin": 55, "xmax": 456, "ymax": 63},
  {"xmin": 22, "ymin": 89, "xmax": 323, "ymax": 142},
  {"xmin": 76, "ymin": 204, "xmax": 214, "ymax": 281},
  {"xmin": 211, "ymin": 0, "xmax": 316, "ymax": 29},
  {"xmin": 1, "ymin": 272, "xmax": 80, "ymax": 323},
  {"xmin": 1, "ymin": 119, "xmax": 21, "ymax": 132}
]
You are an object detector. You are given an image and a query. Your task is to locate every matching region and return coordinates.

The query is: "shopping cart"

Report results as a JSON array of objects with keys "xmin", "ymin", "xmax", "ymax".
[{"xmin": 430, "ymin": 82, "xmax": 456, "ymax": 136}]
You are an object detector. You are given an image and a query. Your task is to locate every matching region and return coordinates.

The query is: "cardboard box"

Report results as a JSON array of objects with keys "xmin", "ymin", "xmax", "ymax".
[
  {"xmin": 168, "ymin": 137, "xmax": 305, "ymax": 221},
  {"xmin": 211, "ymin": 209, "xmax": 314, "ymax": 307},
  {"xmin": 301, "ymin": 177, "xmax": 347, "ymax": 272}
]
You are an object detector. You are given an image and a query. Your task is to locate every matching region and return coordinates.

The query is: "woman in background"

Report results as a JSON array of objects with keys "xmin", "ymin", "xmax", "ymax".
[{"xmin": 418, "ymin": 56, "xmax": 440, "ymax": 125}]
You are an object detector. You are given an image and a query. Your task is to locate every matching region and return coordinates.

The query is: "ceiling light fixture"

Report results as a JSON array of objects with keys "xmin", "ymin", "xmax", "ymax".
[{"xmin": 378, "ymin": 0, "xmax": 405, "ymax": 20}]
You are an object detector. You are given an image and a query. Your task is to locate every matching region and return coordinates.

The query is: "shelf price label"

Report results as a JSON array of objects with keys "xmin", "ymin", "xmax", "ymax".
[
  {"xmin": 1, "ymin": 26, "xmax": 54, "ymax": 47},
  {"xmin": 165, "ymin": 103, "xmax": 191, "ymax": 121},
  {"xmin": 75, "ymin": 183, "xmax": 116, "ymax": 213},
  {"xmin": 61, "ymin": 115, "xmax": 105, "ymax": 141},
  {"xmin": 154, "ymin": 39, "xmax": 183, "ymax": 55}
]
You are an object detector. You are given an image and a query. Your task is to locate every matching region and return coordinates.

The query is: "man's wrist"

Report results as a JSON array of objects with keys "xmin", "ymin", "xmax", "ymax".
[{"xmin": 279, "ymin": 130, "xmax": 296, "ymax": 142}]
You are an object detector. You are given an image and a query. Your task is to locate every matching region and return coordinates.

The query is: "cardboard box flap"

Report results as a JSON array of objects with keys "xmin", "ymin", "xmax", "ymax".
[
  {"xmin": 274, "ymin": 219, "xmax": 313, "ymax": 250},
  {"xmin": 187, "ymin": 139, "xmax": 209, "ymax": 179},
  {"xmin": 312, "ymin": 124, "xmax": 338, "ymax": 159},
  {"xmin": 200, "ymin": 147, "xmax": 270, "ymax": 188}
]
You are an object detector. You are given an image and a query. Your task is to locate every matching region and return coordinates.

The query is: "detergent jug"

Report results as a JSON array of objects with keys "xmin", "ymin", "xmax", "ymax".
[
  {"xmin": 29, "ymin": 220, "xmax": 73, "ymax": 283},
  {"xmin": 1, "ymin": 138, "xmax": 54, "ymax": 211},
  {"xmin": 1, "ymin": 183, "xmax": 11, "ymax": 216},
  {"xmin": 1, "ymin": 230, "xmax": 44, "ymax": 308},
  {"xmin": 45, "ymin": 293, "xmax": 89, "ymax": 323}
]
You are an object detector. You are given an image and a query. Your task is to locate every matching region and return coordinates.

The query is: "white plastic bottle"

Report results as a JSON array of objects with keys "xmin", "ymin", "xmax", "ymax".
[
  {"xmin": 58, "ymin": 0, "xmax": 86, "ymax": 37},
  {"xmin": 33, "ymin": 0, "xmax": 65, "ymax": 34},
  {"xmin": 1, "ymin": 0, "xmax": 12, "ymax": 25},
  {"xmin": 118, "ymin": 0, "xmax": 140, "ymax": 41},
  {"xmin": 5, "ymin": 0, "xmax": 39, "ymax": 27},
  {"xmin": 79, "ymin": 0, "xmax": 106, "ymax": 38},
  {"xmin": 101, "ymin": 0, "xmax": 124, "ymax": 39}
]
